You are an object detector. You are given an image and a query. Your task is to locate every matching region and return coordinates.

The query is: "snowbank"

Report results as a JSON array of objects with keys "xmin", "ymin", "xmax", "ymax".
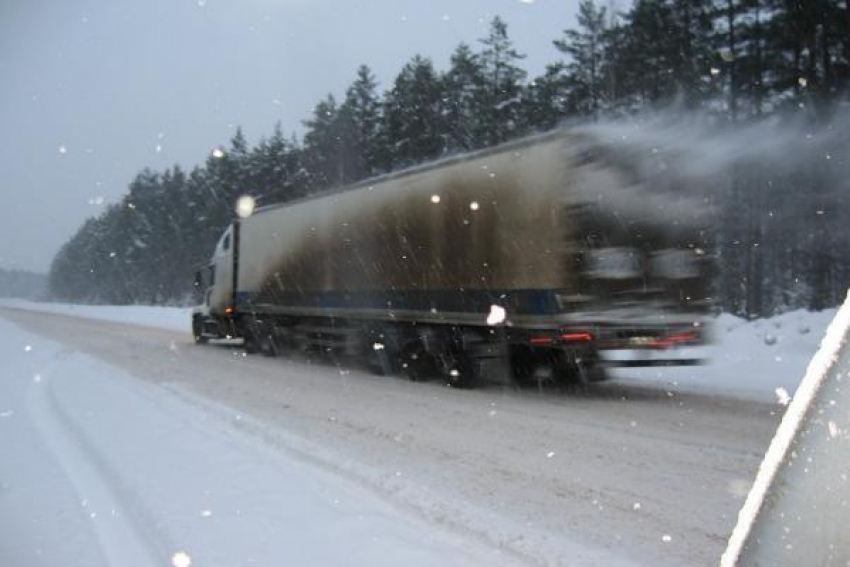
[
  {"xmin": 0, "ymin": 298, "xmax": 191, "ymax": 333},
  {"xmin": 608, "ymin": 309, "xmax": 838, "ymax": 402}
]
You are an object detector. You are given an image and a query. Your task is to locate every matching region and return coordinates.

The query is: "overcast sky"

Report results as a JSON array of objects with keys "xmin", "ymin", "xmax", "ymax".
[{"xmin": 0, "ymin": 0, "xmax": 593, "ymax": 273}]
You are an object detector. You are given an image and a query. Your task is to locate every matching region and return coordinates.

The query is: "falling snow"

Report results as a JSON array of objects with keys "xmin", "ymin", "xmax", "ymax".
[
  {"xmin": 171, "ymin": 551, "xmax": 192, "ymax": 567},
  {"xmin": 827, "ymin": 420, "xmax": 840, "ymax": 438},
  {"xmin": 486, "ymin": 305, "xmax": 506, "ymax": 325},
  {"xmin": 775, "ymin": 387, "xmax": 791, "ymax": 406}
]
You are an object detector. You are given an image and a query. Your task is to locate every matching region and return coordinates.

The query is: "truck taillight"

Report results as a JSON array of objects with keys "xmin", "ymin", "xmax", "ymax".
[
  {"xmin": 561, "ymin": 332, "xmax": 593, "ymax": 342},
  {"xmin": 667, "ymin": 331, "xmax": 698, "ymax": 343},
  {"xmin": 652, "ymin": 330, "xmax": 699, "ymax": 348},
  {"xmin": 529, "ymin": 332, "xmax": 594, "ymax": 346}
]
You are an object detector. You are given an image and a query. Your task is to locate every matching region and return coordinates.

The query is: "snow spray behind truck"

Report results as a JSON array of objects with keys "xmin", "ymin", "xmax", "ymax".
[{"xmin": 192, "ymin": 128, "xmax": 713, "ymax": 387}]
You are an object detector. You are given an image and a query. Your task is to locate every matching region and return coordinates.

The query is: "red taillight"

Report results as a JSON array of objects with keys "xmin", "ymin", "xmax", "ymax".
[
  {"xmin": 529, "ymin": 332, "xmax": 594, "ymax": 346},
  {"xmin": 667, "ymin": 331, "xmax": 698, "ymax": 342},
  {"xmin": 561, "ymin": 332, "xmax": 593, "ymax": 342},
  {"xmin": 652, "ymin": 330, "xmax": 698, "ymax": 348}
]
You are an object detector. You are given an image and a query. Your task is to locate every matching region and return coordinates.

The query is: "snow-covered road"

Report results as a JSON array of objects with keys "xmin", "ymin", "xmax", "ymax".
[
  {"xmin": 1, "ymin": 306, "xmax": 788, "ymax": 566},
  {"xmin": 0, "ymin": 314, "xmax": 525, "ymax": 567}
]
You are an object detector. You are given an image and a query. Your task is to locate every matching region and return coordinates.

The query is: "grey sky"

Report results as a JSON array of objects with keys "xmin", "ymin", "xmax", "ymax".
[{"xmin": 0, "ymin": 0, "xmax": 588, "ymax": 273}]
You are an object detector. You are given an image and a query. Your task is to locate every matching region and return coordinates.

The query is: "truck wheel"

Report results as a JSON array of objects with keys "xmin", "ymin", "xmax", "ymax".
[
  {"xmin": 509, "ymin": 346, "xmax": 537, "ymax": 384},
  {"xmin": 261, "ymin": 333, "xmax": 281, "ymax": 357},
  {"xmin": 242, "ymin": 325, "xmax": 260, "ymax": 354},
  {"xmin": 445, "ymin": 354, "xmax": 480, "ymax": 389},
  {"xmin": 554, "ymin": 350, "xmax": 606, "ymax": 386},
  {"xmin": 400, "ymin": 345, "xmax": 437, "ymax": 382},
  {"xmin": 583, "ymin": 362, "xmax": 609, "ymax": 383},
  {"xmin": 369, "ymin": 346, "xmax": 399, "ymax": 376},
  {"xmin": 193, "ymin": 317, "xmax": 208, "ymax": 345}
]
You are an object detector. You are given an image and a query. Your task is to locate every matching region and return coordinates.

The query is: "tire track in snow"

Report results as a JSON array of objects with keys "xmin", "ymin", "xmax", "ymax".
[
  {"xmin": 6, "ymin": 314, "xmax": 535, "ymax": 567},
  {"xmin": 27, "ymin": 354, "xmax": 166, "ymax": 567}
]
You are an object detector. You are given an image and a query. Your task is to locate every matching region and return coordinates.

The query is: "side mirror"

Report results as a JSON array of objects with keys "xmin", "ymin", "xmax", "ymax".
[{"xmin": 193, "ymin": 271, "xmax": 205, "ymax": 304}]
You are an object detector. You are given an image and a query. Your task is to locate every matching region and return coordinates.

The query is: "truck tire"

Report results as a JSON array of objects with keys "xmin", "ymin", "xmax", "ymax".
[
  {"xmin": 509, "ymin": 346, "xmax": 537, "ymax": 384},
  {"xmin": 554, "ymin": 350, "xmax": 607, "ymax": 386},
  {"xmin": 242, "ymin": 324, "xmax": 261, "ymax": 354},
  {"xmin": 261, "ymin": 333, "xmax": 281, "ymax": 357},
  {"xmin": 444, "ymin": 353, "xmax": 480, "ymax": 389},
  {"xmin": 400, "ymin": 345, "xmax": 438, "ymax": 382},
  {"xmin": 368, "ymin": 346, "xmax": 398, "ymax": 376},
  {"xmin": 192, "ymin": 317, "xmax": 208, "ymax": 345}
]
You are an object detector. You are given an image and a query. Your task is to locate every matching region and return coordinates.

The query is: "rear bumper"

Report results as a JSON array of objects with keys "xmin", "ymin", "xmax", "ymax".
[
  {"xmin": 599, "ymin": 346, "xmax": 706, "ymax": 367},
  {"xmin": 592, "ymin": 323, "xmax": 707, "ymax": 350},
  {"xmin": 538, "ymin": 319, "xmax": 711, "ymax": 367},
  {"xmin": 589, "ymin": 321, "xmax": 709, "ymax": 367}
]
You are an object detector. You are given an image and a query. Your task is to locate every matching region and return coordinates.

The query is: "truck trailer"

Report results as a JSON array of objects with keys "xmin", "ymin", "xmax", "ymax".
[{"xmin": 192, "ymin": 129, "xmax": 713, "ymax": 387}]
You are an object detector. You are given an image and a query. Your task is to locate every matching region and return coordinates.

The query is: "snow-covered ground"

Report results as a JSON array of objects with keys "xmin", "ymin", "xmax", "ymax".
[
  {"xmin": 0, "ymin": 316, "xmax": 521, "ymax": 567},
  {"xmin": 0, "ymin": 303, "xmax": 791, "ymax": 566},
  {"xmin": 1, "ymin": 299, "xmax": 837, "ymax": 403},
  {"xmin": 607, "ymin": 309, "xmax": 837, "ymax": 402},
  {"xmin": 0, "ymin": 299, "xmax": 190, "ymax": 333}
]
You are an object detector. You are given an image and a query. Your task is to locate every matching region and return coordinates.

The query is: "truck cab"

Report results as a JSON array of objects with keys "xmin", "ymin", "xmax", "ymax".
[{"xmin": 192, "ymin": 225, "xmax": 236, "ymax": 342}]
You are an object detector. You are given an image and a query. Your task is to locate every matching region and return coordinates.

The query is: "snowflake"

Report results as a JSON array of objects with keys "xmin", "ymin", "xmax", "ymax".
[
  {"xmin": 486, "ymin": 305, "xmax": 506, "ymax": 325},
  {"xmin": 774, "ymin": 387, "xmax": 791, "ymax": 406}
]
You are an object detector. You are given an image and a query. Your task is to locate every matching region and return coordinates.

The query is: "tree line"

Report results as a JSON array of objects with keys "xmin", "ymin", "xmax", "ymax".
[
  {"xmin": 49, "ymin": 0, "xmax": 850, "ymax": 316},
  {"xmin": 0, "ymin": 268, "xmax": 47, "ymax": 300}
]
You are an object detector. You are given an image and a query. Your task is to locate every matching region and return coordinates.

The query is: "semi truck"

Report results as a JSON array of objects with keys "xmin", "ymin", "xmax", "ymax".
[{"xmin": 192, "ymin": 129, "xmax": 713, "ymax": 387}]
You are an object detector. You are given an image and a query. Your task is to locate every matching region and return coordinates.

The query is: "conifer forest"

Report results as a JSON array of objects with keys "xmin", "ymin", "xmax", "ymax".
[{"xmin": 48, "ymin": 1, "xmax": 850, "ymax": 317}]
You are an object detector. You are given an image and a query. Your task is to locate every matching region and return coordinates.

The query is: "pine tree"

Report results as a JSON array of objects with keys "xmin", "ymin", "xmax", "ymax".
[
  {"xmin": 623, "ymin": 0, "xmax": 713, "ymax": 108},
  {"xmin": 443, "ymin": 43, "xmax": 490, "ymax": 151},
  {"xmin": 522, "ymin": 63, "xmax": 572, "ymax": 131},
  {"xmin": 302, "ymin": 95, "xmax": 344, "ymax": 188},
  {"xmin": 710, "ymin": 0, "xmax": 769, "ymax": 119},
  {"xmin": 382, "ymin": 55, "xmax": 447, "ymax": 168},
  {"xmin": 602, "ymin": 15, "xmax": 642, "ymax": 114},
  {"xmin": 670, "ymin": 0, "xmax": 715, "ymax": 107},
  {"xmin": 478, "ymin": 16, "xmax": 528, "ymax": 145},
  {"xmin": 554, "ymin": 0, "xmax": 609, "ymax": 117},
  {"xmin": 338, "ymin": 65, "xmax": 384, "ymax": 181},
  {"xmin": 761, "ymin": 0, "xmax": 849, "ymax": 118},
  {"xmin": 252, "ymin": 123, "xmax": 310, "ymax": 204}
]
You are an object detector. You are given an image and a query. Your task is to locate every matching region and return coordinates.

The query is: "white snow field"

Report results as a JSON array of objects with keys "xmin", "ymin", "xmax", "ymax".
[
  {"xmin": 0, "ymin": 301, "xmax": 837, "ymax": 566},
  {"xmin": 0, "ymin": 316, "xmax": 525, "ymax": 567},
  {"xmin": 0, "ymin": 299, "xmax": 190, "ymax": 333}
]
